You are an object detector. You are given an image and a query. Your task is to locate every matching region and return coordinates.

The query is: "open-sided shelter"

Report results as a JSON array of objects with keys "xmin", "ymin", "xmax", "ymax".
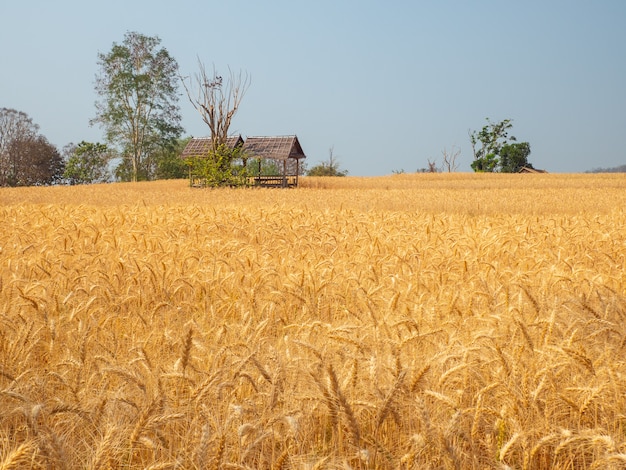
[{"xmin": 241, "ymin": 135, "xmax": 306, "ymax": 187}]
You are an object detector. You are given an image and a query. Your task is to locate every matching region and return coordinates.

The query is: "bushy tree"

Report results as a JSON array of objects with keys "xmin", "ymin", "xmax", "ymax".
[
  {"xmin": 500, "ymin": 142, "xmax": 532, "ymax": 173},
  {"xmin": 155, "ymin": 137, "xmax": 191, "ymax": 180},
  {"xmin": 8, "ymin": 135, "xmax": 64, "ymax": 186},
  {"xmin": 63, "ymin": 141, "xmax": 113, "ymax": 184},
  {"xmin": 189, "ymin": 144, "xmax": 249, "ymax": 187},
  {"xmin": 469, "ymin": 118, "xmax": 535, "ymax": 172},
  {"xmin": 0, "ymin": 108, "xmax": 63, "ymax": 186},
  {"xmin": 0, "ymin": 108, "xmax": 39, "ymax": 186},
  {"xmin": 306, "ymin": 147, "xmax": 348, "ymax": 177},
  {"xmin": 470, "ymin": 118, "xmax": 514, "ymax": 172},
  {"xmin": 93, "ymin": 31, "xmax": 183, "ymax": 182}
]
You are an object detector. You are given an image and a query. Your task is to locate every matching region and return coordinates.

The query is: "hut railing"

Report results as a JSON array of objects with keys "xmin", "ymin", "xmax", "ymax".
[{"xmin": 250, "ymin": 175, "xmax": 298, "ymax": 188}]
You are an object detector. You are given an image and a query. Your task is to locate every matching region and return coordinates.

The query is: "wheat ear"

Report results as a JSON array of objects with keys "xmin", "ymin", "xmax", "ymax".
[
  {"xmin": 0, "ymin": 442, "xmax": 39, "ymax": 470},
  {"xmin": 327, "ymin": 364, "xmax": 361, "ymax": 446}
]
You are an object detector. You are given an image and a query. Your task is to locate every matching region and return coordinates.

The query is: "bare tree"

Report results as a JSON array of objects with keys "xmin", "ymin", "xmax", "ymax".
[
  {"xmin": 9, "ymin": 135, "xmax": 64, "ymax": 186},
  {"xmin": 181, "ymin": 60, "xmax": 251, "ymax": 151},
  {"xmin": 0, "ymin": 108, "xmax": 39, "ymax": 186},
  {"xmin": 427, "ymin": 158, "xmax": 439, "ymax": 173},
  {"xmin": 441, "ymin": 145, "xmax": 460, "ymax": 172}
]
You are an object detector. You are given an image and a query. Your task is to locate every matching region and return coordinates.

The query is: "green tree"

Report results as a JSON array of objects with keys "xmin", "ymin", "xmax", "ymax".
[
  {"xmin": 306, "ymin": 147, "xmax": 348, "ymax": 177},
  {"xmin": 189, "ymin": 144, "xmax": 249, "ymax": 187},
  {"xmin": 500, "ymin": 142, "xmax": 532, "ymax": 173},
  {"xmin": 63, "ymin": 141, "xmax": 113, "ymax": 184},
  {"xmin": 469, "ymin": 118, "xmax": 515, "ymax": 172},
  {"xmin": 155, "ymin": 137, "xmax": 190, "ymax": 180},
  {"xmin": 92, "ymin": 31, "xmax": 183, "ymax": 182}
]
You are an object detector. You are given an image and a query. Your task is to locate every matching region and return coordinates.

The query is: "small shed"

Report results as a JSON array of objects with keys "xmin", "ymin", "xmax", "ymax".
[
  {"xmin": 180, "ymin": 135, "xmax": 244, "ymax": 159},
  {"xmin": 241, "ymin": 135, "xmax": 307, "ymax": 187}
]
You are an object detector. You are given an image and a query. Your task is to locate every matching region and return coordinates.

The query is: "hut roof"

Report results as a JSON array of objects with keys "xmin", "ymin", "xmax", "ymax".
[
  {"xmin": 180, "ymin": 135, "xmax": 244, "ymax": 158},
  {"xmin": 518, "ymin": 166, "xmax": 547, "ymax": 174},
  {"xmin": 241, "ymin": 135, "xmax": 306, "ymax": 161}
]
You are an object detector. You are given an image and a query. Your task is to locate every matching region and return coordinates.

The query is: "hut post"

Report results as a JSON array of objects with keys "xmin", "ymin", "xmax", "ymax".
[{"xmin": 282, "ymin": 160, "xmax": 287, "ymax": 187}]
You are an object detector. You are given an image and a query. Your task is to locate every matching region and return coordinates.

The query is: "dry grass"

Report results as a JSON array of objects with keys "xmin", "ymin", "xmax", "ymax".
[{"xmin": 1, "ymin": 173, "xmax": 625, "ymax": 469}]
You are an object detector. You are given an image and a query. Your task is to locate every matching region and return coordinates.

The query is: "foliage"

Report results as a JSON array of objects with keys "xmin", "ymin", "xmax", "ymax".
[
  {"xmin": 500, "ymin": 142, "xmax": 532, "ymax": 173},
  {"xmin": 155, "ymin": 137, "xmax": 190, "ymax": 180},
  {"xmin": 307, "ymin": 163, "xmax": 348, "ymax": 176},
  {"xmin": 470, "ymin": 118, "xmax": 515, "ymax": 172},
  {"xmin": 188, "ymin": 144, "xmax": 249, "ymax": 187},
  {"xmin": 306, "ymin": 147, "xmax": 348, "ymax": 176},
  {"xmin": 7, "ymin": 135, "xmax": 64, "ymax": 186},
  {"xmin": 92, "ymin": 31, "xmax": 183, "ymax": 182},
  {"xmin": 0, "ymin": 108, "xmax": 63, "ymax": 186},
  {"xmin": 63, "ymin": 141, "xmax": 113, "ymax": 184},
  {"xmin": 0, "ymin": 107, "xmax": 38, "ymax": 186},
  {"xmin": 247, "ymin": 158, "xmax": 282, "ymax": 177},
  {"xmin": 586, "ymin": 164, "xmax": 626, "ymax": 173}
]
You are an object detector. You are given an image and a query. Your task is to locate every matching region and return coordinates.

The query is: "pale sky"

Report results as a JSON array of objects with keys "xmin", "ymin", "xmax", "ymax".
[{"xmin": 1, "ymin": 0, "xmax": 624, "ymax": 174}]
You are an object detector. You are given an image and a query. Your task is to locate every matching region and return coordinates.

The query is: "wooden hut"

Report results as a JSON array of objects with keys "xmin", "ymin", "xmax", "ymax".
[{"xmin": 241, "ymin": 135, "xmax": 307, "ymax": 187}]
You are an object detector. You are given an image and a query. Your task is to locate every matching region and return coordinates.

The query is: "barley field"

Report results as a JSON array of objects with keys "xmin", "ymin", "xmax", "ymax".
[{"xmin": 1, "ymin": 173, "xmax": 626, "ymax": 469}]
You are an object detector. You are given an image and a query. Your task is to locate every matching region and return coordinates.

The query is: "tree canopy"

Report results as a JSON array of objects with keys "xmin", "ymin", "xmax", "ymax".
[
  {"xmin": 470, "ymin": 118, "xmax": 533, "ymax": 172},
  {"xmin": 63, "ymin": 141, "xmax": 113, "ymax": 185},
  {"xmin": 0, "ymin": 108, "xmax": 64, "ymax": 186},
  {"xmin": 500, "ymin": 142, "xmax": 532, "ymax": 173},
  {"xmin": 92, "ymin": 31, "xmax": 183, "ymax": 182}
]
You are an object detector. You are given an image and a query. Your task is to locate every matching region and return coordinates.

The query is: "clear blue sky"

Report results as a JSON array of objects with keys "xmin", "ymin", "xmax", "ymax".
[{"xmin": 1, "ymin": 0, "xmax": 625, "ymax": 174}]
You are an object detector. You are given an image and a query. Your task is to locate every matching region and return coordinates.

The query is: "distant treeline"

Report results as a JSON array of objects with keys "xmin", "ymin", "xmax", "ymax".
[{"xmin": 586, "ymin": 164, "xmax": 626, "ymax": 173}]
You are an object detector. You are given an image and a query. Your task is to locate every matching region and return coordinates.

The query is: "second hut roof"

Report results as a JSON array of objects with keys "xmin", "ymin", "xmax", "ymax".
[{"xmin": 241, "ymin": 135, "xmax": 306, "ymax": 161}]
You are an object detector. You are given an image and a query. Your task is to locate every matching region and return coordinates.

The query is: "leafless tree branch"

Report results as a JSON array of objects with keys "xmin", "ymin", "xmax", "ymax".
[{"xmin": 180, "ymin": 59, "xmax": 251, "ymax": 152}]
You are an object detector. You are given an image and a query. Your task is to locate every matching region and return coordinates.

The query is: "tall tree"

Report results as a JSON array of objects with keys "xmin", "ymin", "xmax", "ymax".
[
  {"xmin": 93, "ymin": 31, "xmax": 183, "ymax": 182},
  {"xmin": 469, "ymin": 118, "xmax": 515, "ymax": 172},
  {"xmin": 0, "ymin": 108, "xmax": 39, "ymax": 186},
  {"xmin": 180, "ymin": 61, "xmax": 250, "ymax": 185}
]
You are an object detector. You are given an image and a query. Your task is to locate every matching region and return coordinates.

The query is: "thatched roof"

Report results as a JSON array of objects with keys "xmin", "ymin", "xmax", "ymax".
[
  {"xmin": 180, "ymin": 135, "xmax": 244, "ymax": 158},
  {"xmin": 241, "ymin": 135, "xmax": 306, "ymax": 161},
  {"xmin": 518, "ymin": 166, "xmax": 547, "ymax": 174}
]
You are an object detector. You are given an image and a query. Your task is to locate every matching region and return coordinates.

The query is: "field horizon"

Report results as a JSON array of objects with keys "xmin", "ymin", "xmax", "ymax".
[{"xmin": 1, "ymin": 173, "xmax": 625, "ymax": 469}]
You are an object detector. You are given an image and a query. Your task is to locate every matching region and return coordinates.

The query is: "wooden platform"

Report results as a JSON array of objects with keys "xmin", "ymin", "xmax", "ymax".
[
  {"xmin": 251, "ymin": 176, "xmax": 298, "ymax": 188},
  {"xmin": 190, "ymin": 175, "xmax": 299, "ymax": 188}
]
